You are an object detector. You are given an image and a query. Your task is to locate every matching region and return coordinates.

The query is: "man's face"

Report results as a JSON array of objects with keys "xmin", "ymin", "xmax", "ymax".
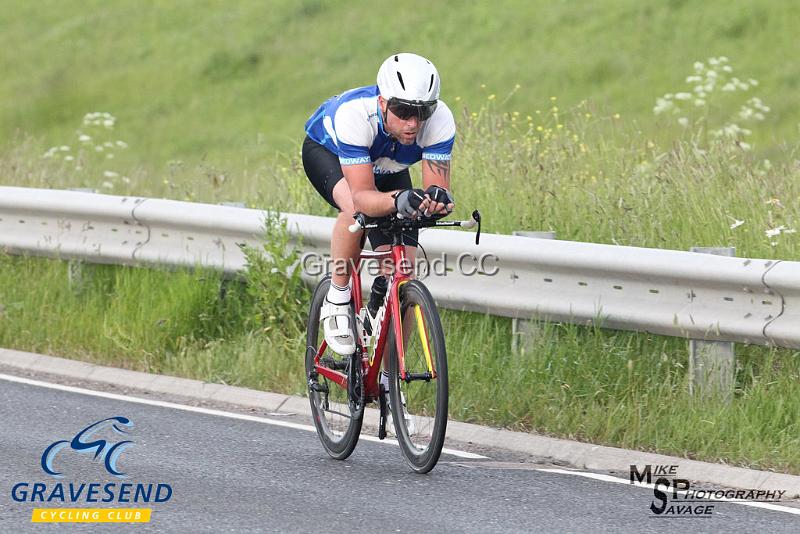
[{"xmin": 379, "ymin": 96, "xmax": 421, "ymax": 145}]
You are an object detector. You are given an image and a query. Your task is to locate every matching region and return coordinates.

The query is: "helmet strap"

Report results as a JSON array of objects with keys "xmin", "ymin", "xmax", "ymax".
[{"xmin": 378, "ymin": 98, "xmax": 395, "ymax": 140}]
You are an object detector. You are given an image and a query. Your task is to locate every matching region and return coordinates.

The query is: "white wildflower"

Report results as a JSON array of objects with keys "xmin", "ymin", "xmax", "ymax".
[
  {"xmin": 653, "ymin": 98, "xmax": 675, "ymax": 114},
  {"xmin": 686, "ymin": 75, "xmax": 702, "ymax": 83},
  {"xmin": 675, "ymin": 92, "xmax": 692, "ymax": 100},
  {"xmin": 79, "ymin": 134, "xmax": 92, "ymax": 143},
  {"xmin": 60, "ymin": 145, "xmax": 70, "ymax": 151},
  {"xmin": 121, "ymin": 176, "xmax": 131, "ymax": 184},
  {"xmin": 103, "ymin": 119, "xmax": 114, "ymax": 128},
  {"xmin": 101, "ymin": 181, "xmax": 114, "ymax": 190},
  {"xmin": 678, "ymin": 117, "xmax": 689, "ymax": 127},
  {"xmin": 693, "ymin": 61, "xmax": 705, "ymax": 73},
  {"xmin": 115, "ymin": 140, "xmax": 128, "ymax": 148},
  {"xmin": 722, "ymin": 65, "xmax": 733, "ymax": 73},
  {"xmin": 738, "ymin": 141, "xmax": 751, "ymax": 150},
  {"xmin": 763, "ymin": 159, "xmax": 772, "ymax": 170},
  {"xmin": 694, "ymin": 99, "xmax": 706, "ymax": 107},
  {"xmin": 766, "ymin": 226, "xmax": 786, "ymax": 238},
  {"xmin": 722, "ymin": 83, "xmax": 736, "ymax": 92},
  {"xmin": 103, "ymin": 170, "xmax": 119, "ymax": 178},
  {"xmin": 95, "ymin": 145, "xmax": 104, "ymax": 152},
  {"xmin": 64, "ymin": 155, "xmax": 74, "ymax": 162}
]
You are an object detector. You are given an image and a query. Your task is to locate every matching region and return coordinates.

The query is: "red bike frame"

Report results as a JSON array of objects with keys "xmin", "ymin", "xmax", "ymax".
[{"xmin": 311, "ymin": 242, "xmax": 435, "ymax": 403}]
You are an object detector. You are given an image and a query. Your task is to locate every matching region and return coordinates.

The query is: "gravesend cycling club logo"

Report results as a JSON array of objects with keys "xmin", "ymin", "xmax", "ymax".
[
  {"xmin": 41, "ymin": 416, "xmax": 134, "ymax": 478},
  {"xmin": 10, "ymin": 416, "xmax": 173, "ymax": 524}
]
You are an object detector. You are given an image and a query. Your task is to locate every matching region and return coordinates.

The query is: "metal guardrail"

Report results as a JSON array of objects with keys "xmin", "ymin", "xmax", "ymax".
[{"xmin": 1, "ymin": 186, "xmax": 797, "ymax": 349}]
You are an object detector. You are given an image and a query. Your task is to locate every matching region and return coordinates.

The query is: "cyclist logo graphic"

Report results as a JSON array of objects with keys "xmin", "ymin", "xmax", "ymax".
[{"xmin": 41, "ymin": 416, "xmax": 134, "ymax": 479}]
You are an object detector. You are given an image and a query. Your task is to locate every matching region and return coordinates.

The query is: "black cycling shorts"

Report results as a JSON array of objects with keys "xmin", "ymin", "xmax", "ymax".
[{"xmin": 302, "ymin": 135, "xmax": 418, "ymax": 249}]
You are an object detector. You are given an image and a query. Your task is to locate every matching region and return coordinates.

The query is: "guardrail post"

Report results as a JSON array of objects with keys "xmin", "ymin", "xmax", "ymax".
[
  {"xmin": 217, "ymin": 202, "xmax": 245, "ymax": 300},
  {"xmin": 68, "ymin": 260, "xmax": 88, "ymax": 293},
  {"xmin": 688, "ymin": 246, "xmax": 736, "ymax": 402},
  {"xmin": 511, "ymin": 231, "xmax": 556, "ymax": 355}
]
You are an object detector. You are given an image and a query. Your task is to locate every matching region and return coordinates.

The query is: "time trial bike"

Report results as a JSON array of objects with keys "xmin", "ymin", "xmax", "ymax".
[{"xmin": 305, "ymin": 210, "xmax": 481, "ymax": 473}]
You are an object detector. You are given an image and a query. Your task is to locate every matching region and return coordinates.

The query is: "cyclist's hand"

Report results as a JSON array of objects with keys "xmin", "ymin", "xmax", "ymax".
[
  {"xmin": 423, "ymin": 185, "xmax": 455, "ymax": 219},
  {"xmin": 394, "ymin": 188, "xmax": 427, "ymax": 218}
]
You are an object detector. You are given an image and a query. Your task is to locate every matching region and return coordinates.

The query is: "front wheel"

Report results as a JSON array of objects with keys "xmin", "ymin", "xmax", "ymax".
[
  {"xmin": 306, "ymin": 276, "xmax": 363, "ymax": 460},
  {"xmin": 387, "ymin": 280, "xmax": 448, "ymax": 473}
]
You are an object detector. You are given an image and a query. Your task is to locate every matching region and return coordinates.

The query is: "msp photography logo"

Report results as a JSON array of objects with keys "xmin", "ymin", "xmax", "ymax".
[
  {"xmin": 10, "ymin": 415, "xmax": 173, "ymax": 524},
  {"xmin": 630, "ymin": 464, "xmax": 786, "ymax": 518}
]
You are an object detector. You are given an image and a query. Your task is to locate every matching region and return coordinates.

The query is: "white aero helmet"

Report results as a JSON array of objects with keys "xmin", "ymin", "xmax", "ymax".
[{"xmin": 377, "ymin": 53, "xmax": 440, "ymax": 120}]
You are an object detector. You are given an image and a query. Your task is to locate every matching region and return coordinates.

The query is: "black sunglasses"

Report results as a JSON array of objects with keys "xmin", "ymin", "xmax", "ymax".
[{"xmin": 387, "ymin": 97, "xmax": 438, "ymax": 121}]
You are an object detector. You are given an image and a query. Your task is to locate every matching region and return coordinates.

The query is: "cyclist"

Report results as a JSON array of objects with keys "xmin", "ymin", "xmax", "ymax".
[{"xmin": 302, "ymin": 52, "xmax": 455, "ymax": 355}]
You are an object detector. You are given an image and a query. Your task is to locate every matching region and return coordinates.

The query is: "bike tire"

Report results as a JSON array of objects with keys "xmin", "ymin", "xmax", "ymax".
[
  {"xmin": 305, "ymin": 276, "xmax": 363, "ymax": 460},
  {"xmin": 387, "ymin": 280, "xmax": 448, "ymax": 473}
]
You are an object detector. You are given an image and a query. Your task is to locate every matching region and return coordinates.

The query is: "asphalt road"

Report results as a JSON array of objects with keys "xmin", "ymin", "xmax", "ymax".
[{"xmin": 1, "ymin": 373, "xmax": 799, "ymax": 533}]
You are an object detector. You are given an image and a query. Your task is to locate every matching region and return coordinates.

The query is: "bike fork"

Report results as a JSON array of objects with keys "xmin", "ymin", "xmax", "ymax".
[{"xmin": 378, "ymin": 382, "xmax": 388, "ymax": 440}]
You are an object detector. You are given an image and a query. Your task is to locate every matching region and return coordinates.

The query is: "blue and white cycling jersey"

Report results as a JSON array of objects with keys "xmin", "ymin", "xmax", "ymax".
[{"xmin": 304, "ymin": 85, "xmax": 455, "ymax": 175}]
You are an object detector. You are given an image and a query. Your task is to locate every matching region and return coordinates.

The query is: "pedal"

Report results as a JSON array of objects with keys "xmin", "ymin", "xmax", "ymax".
[{"xmin": 378, "ymin": 383, "xmax": 388, "ymax": 440}]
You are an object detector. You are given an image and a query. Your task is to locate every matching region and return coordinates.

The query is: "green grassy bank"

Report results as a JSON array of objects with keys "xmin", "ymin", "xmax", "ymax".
[{"xmin": 2, "ymin": 0, "xmax": 800, "ymax": 169}]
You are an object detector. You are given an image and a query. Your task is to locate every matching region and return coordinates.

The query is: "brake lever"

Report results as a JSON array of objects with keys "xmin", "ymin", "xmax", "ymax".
[{"xmin": 473, "ymin": 210, "xmax": 481, "ymax": 245}]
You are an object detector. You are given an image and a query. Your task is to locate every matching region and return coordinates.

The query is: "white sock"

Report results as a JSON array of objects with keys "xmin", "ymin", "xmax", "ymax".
[{"xmin": 326, "ymin": 281, "xmax": 351, "ymax": 305}]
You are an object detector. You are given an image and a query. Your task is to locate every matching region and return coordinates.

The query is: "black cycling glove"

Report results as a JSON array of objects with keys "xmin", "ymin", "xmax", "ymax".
[
  {"xmin": 424, "ymin": 185, "xmax": 454, "ymax": 219},
  {"xmin": 394, "ymin": 188, "xmax": 426, "ymax": 218},
  {"xmin": 425, "ymin": 185, "xmax": 454, "ymax": 206}
]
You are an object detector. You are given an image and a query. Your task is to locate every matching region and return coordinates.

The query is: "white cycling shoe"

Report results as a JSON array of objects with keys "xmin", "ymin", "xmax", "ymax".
[{"xmin": 320, "ymin": 299, "xmax": 356, "ymax": 355}]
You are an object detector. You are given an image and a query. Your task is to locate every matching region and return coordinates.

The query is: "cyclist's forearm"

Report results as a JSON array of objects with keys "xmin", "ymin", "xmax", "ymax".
[
  {"xmin": 421, "ymin": 159, "xmax": 451, "ymax": 191},
  {"xmin": 351, "ymin": 189, "xmax": 396, "ymax": 217}
]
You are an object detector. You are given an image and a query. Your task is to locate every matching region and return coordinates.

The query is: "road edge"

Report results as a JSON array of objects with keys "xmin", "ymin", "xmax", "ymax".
[{"xmin": 2, "ymin": 346, "xmax": 798, "ymax": 497}]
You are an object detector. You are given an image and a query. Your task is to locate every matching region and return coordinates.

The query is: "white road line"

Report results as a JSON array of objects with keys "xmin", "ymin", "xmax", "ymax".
[
  {"xmin": 0, "ymin": 373, "xmax": 486, "ymax": 460},
  {"xmin": 538, "ymin": 468, "xmax": 800, "ymax": 516}
]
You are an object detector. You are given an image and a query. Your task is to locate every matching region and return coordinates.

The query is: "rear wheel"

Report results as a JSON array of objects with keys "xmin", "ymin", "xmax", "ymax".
[
  {"xmin": 387, "ymin": 280, "xmax": 448, "ymax": 473},
  {"xmin": 306, "ymin": 276, "xmax": 363, "ymax": 459}
]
